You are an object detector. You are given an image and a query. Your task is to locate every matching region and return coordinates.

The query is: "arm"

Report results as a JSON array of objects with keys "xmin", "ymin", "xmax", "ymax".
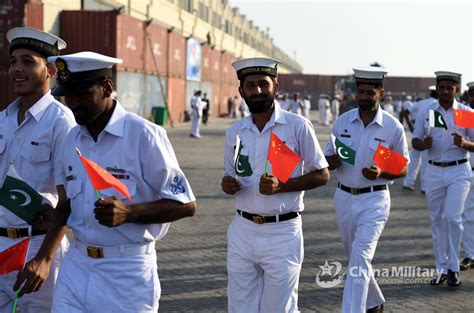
[
  {"xmin": 259, "ymin": 168, "xmax": 329, "ymax": 195},
  {"xmin": 453, "ymin": 133, "xmax": 474, "ymax": 152},
  {"xmin": 94, "ymin": 197, "xmax": 196, "ymax": 226},
  {"xmin": 14, "ymin": 185, "xmax": 70, "ymax": 296},
  {"xmin": 361, "ymin": 164, "xmax": 407, "ymax": 181},
  {"xmin": 412, "ymin": 137, "xmax": 432, "ymax": 151}
]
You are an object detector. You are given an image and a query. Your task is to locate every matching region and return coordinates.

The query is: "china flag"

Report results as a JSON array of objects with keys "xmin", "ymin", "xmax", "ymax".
[
  {"xmin": 267, "ymin": 132, "xmax": 302, "ymax": 183},
  {"xmin": 78, "ymin": 154, "xmax": 131, "ymax": 200},
  {"xmin": 0, "ymin": 239, "xmax": 29, "ymax": 274},
  {"xmin": 373, "ymin": 144, "xmax": 408, "ymax": 175},
  {"xmin": 453, "ymin": 109, "xmax": 474, "ymax": 128}
]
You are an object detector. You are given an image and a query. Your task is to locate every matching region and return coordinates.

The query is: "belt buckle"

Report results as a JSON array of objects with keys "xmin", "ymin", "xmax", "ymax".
[
  {"xmin": 350, "ymin": 188, "xmax": 360, "ymax": 195},
  {"xmin": 87, "ymin": 246, "xmax": 104, "ymax": 259},
  {"xmin": 252, "ymin": 215, "xmax": 265, "ymax": 224},
  {"xmin": 7, "ymin": 228, "xmax": 21, "ymax": 239}
]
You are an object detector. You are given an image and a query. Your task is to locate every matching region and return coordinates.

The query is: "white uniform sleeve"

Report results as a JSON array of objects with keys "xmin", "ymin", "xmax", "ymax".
[
  {"xmin": 140, "ymin": 128, "xmax": 195, "ymax": 204},
  {"xmin": 298, "ymin": 120, "xmax": 329, "ymax": 172},
  {"xmin": 324, "ymin": 122, "xmax": 338, "ymax": 156},
  {"xmin": 223, "ymin": 128, "xmax": 237, "ymax": 177},
  {"xmin": 52, "ymin": 113, "xmax": 76, "ymax": 186},
  {"xmin": 392, "ymin": 124, "xmax": 410, "ymax": 162},
  {"xmin": 412, "ymin": 107, "xmax": 427, "ymax": 140}
]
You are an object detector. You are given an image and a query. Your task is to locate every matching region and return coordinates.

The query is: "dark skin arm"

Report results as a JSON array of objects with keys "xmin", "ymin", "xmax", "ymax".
[
  {"xmin": 14, "ymin": 185, "xmax": 70, "ymax": 297},
  {"xmin": 259, "ymin": 168, "xmax": 330, "ymax": 195},
  {"xmin": 453, "ymin": 133, "xmax": 474, "ymax": 152},
  {"xmin": 412, "ymin": 136, "xmax": 432, "ymax": 151},
  {"xmin": 93, "ymin": 197, "xmax": 196, "ymax": 227},
  {"xmin": 361, "ymin": 164, "xmax": 407, "ymax": 180},
  {"xmin": 325, "ymin": 154, "xmax": 342, "ymax": 171}
]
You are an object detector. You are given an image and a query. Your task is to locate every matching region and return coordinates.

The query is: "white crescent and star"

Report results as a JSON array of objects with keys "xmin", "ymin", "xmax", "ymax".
[
  {"xmin": 437, "ymin": 114, "xmax": 445, "ymax": 127},
  {"xmin": 337, "ymin": 147, "xmax": 350, "ymax": 160},
  {"xmin": 9, "ymin": 189, "xmax": 32, "ymax": 207},
  {"xmin": 235, "ymin": 155, "xmax": 245, "ymax": 174}
]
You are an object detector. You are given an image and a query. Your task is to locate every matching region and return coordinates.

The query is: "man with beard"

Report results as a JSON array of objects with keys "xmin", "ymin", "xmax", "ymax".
[
  {"xmin": 325, "ymin": 66, "xmax": 409, "ymax": 313},
  {"xmin": 460, "ymin": 81, "xmax": 474, "ymax": 271},
  {"xmin": 0, "ymin": 27, "xmax": 74, "ymax": 313},
  {"xmin": 14, "ymin": 51, "xmax": 197, "ymax": 312},
  {"xmin": 221, "ymin": 57, "xmax": 329, "ymax": 313},
  {"xmin": 412, "ymin": 72, "xmax": 474, "ymax": 287}
]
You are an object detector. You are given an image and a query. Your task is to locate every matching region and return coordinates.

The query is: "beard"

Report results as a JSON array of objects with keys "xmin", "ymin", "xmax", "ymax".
[
  {"xmin": 245, "ymin": 93, "xmax": 275, "ymax": 114},
  {"xmin": 358, "ymin": 100, "xmax": 377, "ymax": 112}
]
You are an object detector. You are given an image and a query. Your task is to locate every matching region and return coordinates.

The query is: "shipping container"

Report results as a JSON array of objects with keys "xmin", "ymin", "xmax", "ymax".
[
  {"xmin": 211, "ymin": 81, "xmax": 221, "ymax": 117},
  {"xmin": 145, "ymin": 74, "xmax": 167, "ymax": 120},
  {"xmin": 167, "ymin": 77, "xmax": 186, "ymax": 122},
  {"xmin": 210, "ymin": 48, "xmax": 221, "ymax": 83},
  {"xmin": 201, "ymin": 44, "xmax": 211, "ymax": 82},
  {"xmin": 0, "ymin": 71, "xmax": 16, "ymax": 109},
  {"xmin": 116, "ymin": 71, "xmax": 144, "ymax": 114},
  {"xmin": 61, "ymin": 11, "xmax": 147, "ymax": 72},
  {"xmin": 144, "ymin": 22, "xmax": 168, "ymax": 75},
  {"xmin": 168, "ymin": 31, "xmax": 185, "ymax": 78}
]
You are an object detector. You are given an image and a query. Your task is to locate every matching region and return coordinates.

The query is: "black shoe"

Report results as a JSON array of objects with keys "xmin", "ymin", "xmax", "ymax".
[
  {"xmin": 447, "ymin": 270, "xmax": 461, "ymax": 287},
  {"xmin": 460, "ymin": 257, "xmax": 474, "ymax": 271},
  {"xmin": 367, "ymin": 303, "xmax": 384, "ymax": 313},
  {"xmin": 429, "ymin": 273, "xmax": 448, "ymax": 285}
]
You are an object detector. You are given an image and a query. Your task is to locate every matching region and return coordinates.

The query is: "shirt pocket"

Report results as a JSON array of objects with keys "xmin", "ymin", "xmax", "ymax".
[
  {"xmin": 99, "ymin": 180, "xmax": 137, "ymax": 202},
  {"xmin": 66, "ymin": 179, "xmax": 84, "ymax": 223},
  {"xmin": 19, "ymin": 141, "xmax": 52, "ymax": 182}
]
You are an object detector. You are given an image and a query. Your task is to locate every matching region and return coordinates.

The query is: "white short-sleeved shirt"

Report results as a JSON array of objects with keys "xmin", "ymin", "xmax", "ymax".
[
  {"xmin": 0, "ymin": 92, "xmax": 75, "ymax": 229},
  {"xmin": 325, "ymin": 107, "xmax": 409, "ymax": 188},
  {"xmin": 409, "ymin": 97, "xmax": 437, "ymax": 121},
  {"xmin": 223, "ymin": 102, "xmax": 328, "ymax": 215},
  {"xmin": 61, "ymin": 101, "xmax": 195, "ymax": 247},
  {"xmin": 413, "ymin": 100, "xmax": 474, "ymax": 162}
]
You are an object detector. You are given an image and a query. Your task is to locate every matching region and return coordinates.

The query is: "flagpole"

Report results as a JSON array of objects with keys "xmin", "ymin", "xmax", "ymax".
[
  {"xmin": 75, "ymin": 148, "xmax": 102, "ymax": 200},
  {"xmin": 12, "ymin": 238, "xmax": 31, "ymax": 313},
  {"xmin": 264, "ymin": 129, "xmax": 272, "ymax": 177}
]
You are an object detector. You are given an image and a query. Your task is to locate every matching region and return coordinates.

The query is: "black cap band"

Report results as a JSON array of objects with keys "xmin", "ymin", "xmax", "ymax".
[
  {"xmin": 57, "ymin": 68, "xmax": 113, "ymax": 86},
  {"xmin": 355, "ymin": 78, "xmax": 384, "ymax": 86},
  {"xmin": 9, "ymin": 38, "xmax": 59, "ymax": 57},
  {"xmin": 237, "ymin": 66, "xmax": 277, "ymax": 80},
  {"xmin": 436, "ymin": 76, "xmax": 460, "ymax": 84}
]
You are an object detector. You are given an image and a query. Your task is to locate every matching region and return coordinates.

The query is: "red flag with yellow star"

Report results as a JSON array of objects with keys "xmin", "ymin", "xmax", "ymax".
[
  {"xmin": 0, "ymin": 238, "xmax": 29, "ymax": 274},
  {"xmin": 373, "ymin": 144, "xmax": 408, "ymax": 175},
  {"xmin": 267, "ymin": 132, "xmax": 302, "ymax": 183},
  {"xmin": 453, "ymin": 109, "xmax": 474, "ymax": 128}
]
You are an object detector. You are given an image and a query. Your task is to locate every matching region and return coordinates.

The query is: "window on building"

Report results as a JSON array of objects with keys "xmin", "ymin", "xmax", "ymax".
[
  {"xmin": 198, "ymin": 2, "xmax": 209, "ymax": 22},
  {"xmin": 243, "ymin": 33, "xmax": 249, "ymax": 45},
  {"xmin": 180, "ymin": 0, "xmax": 193, "ymax": 13},
  {"xmin": 212, "ymin": 11, "xmax": 221, "ymax": 28},
  {"xmin": 224, "ymin": 20, "xmax": 232, "ymax": 35},
  {"xmin": 234, "ymin": 27, "xmax": 240, "ymax": 40}
]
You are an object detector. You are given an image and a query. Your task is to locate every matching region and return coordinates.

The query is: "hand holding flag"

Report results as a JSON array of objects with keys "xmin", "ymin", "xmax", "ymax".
[{"xmin": 373, "ymin": 144, "xmax": 408, "ymax": 175}]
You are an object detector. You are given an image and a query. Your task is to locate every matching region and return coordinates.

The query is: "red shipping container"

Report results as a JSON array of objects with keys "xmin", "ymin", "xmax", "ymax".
[
  {"xmin": 201, "ymin": 44, "xmax": 211, "ymax": 81},
  {"xmin": 0, "ymin": 71, "xmax": 16, "ymax": 110},
  {"xmin": 144, "ymin": 22, "xmax": 168, "ymax": 75},
  {"xmin": 211, "ymin": 81, "xmax": 221, "ymax": 117},
  {"xmin": 61, "ymin": 11, "xmax": 147, "ymax": 72},
  {"xmin": 210, "ymin": 48, "xmax": 221, "ymax": 83},
  {"xmin": 221, "ymin": 53, "xmax": 231, "ymax": 84},
  {"xmin": 168, "ymin": 31, "xmax": 185, "ymax": 78},
  {"xmin": 167, "ymin": 77, "xmax": 186, "ymax": 122},
  {"xmin": 24, "ymin": 2, "xmax": 43, "ymax": 30}
]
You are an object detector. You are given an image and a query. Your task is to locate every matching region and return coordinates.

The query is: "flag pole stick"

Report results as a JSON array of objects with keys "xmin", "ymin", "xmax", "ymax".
[
  {"xmin": 75, "ymin": 148, "xmax": 101, "ymax": 200},
  {"xmin": 264, "ymin": 129, "xmax": 273, "ymax": 177},
  {"xmin": 12, "ymin": 238, "xmax": 31, "ymax": 313}
]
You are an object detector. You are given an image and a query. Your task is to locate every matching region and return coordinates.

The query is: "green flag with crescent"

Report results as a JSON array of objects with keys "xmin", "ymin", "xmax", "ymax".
[
  {"xmin": 429, "ymin": 110, "xmax": 447, "ymax": 129},
  {"xmin": 234, "ymin": 134, "xmax": 253, "ymax": 177},
  {"xmin": 0, "ymin": 164, "xmax": 42, "ymax": 224},
  {"xmin": 331, "ymin": 133, "xmax": 356, "ymax": 165}
]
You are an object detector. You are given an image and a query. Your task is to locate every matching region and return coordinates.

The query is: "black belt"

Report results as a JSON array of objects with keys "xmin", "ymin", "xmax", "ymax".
[
  {"xmin": 237, "ymin": 210, "xmax": 300, "ymax": 225},
  {"xmin": 0, "ymin": 227, "xmax": 47, "ymax": 239},
  {"xmin": 428, "ymin": 159, "xmax": 468, "ymax": 167},
  {"xmin": 338, "ymin": 183, "xmax": 388, "ymax": 195}
]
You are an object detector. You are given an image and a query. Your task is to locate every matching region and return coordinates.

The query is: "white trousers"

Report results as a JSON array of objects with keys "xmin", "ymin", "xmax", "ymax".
[
  {"xmin": 403, "ymin": 149, "xmax": 427, "ymax": 190},
  {"xmin": 191, "ymin": 109, "xmax": 202, "ymax": 137},
  {"xmin": 425, "ymin": 162, "xmax": 471, "ymax": 272},
  {"xmin": 0, "ymin": 235, "xmax": 69, "ymax": 313},
  {"xmin": 52, "ymin": 242, "xmax": 160, "ymax": 313},
  {"xmin": 227, "ymin": 214, "xmax": 303, "ymax": 313},
  {"xmin": 462, "ymin": 172, "xmax": 474, "ymax": 259},
  {"xmin": 334, "ymin": 188, "xmax": 390, "ymax": 313}
]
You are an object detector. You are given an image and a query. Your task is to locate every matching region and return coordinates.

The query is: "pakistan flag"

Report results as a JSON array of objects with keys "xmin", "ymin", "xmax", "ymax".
[
  {"xmin": 429, "ymin": 110, "xmax": 447, "ymax": 129},
  {"xmin": 331, "ymin": 133, "xmax": 356, "ymax": 165},
  {"xmin": 0, "ymin": 165, "xmax": 42, "ymax": 224},
  {"xmin": 234, "ymin": 136, "xmax": 253, "ymax": 177}
]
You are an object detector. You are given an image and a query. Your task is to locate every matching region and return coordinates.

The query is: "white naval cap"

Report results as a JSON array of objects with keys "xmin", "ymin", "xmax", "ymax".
[
  {"xmin": 405, "ymin": 95, "xmax": 412, "ymax": 100},
  {"xmin": 7, "ymin": 27, "xmax": 66, "ymax": 57},
  {"xmin": 48, "ymin": 51, "xmax": 122, "ymax": 96},
  {"xmin": 435, "ymin": 71, "xmax": 462, "ymax": 84},
  {"xmin": 353, "ymin": 66, "xmax": 387, "ymax": 86},
  {"xmin": 232, "ymin": 57, "xmax": 280, "ymax": 80},
  {"xmin": 428, "ymin": 85, "xmax": 436, "ymax": 91},
  {"xmin": 319, "ymin": 93, "xmax": 330, "ymax": 99},
  {"xmin": 466, "ymin": 82, "xmax": 474, "ymax": 90}
]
